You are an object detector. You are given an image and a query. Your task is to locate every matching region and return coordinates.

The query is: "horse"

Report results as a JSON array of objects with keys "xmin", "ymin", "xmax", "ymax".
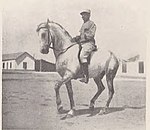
[{"xmin": 36, "ymin": 19, "xmax": 127, "ymax": 118}]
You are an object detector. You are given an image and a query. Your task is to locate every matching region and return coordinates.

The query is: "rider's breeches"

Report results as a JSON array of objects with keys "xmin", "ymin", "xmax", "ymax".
[{"xmin": 80, "ymin": 42, "xmax": 96, "ymax": 63}]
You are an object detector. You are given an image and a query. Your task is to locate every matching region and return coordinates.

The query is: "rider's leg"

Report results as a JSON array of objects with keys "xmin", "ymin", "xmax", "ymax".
[
  {"xmin": 79, "ymin": 44, "xmax": 90, "ymax": 83},
  {"xmin": 80, "ymin": 62, "xmax": 89, "ymax": 83},
  {"xmin": 79, "ymin": 42, "xmax": 96, "ymax": 83}
]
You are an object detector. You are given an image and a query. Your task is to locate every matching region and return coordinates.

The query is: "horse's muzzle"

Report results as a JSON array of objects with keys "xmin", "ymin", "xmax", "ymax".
[{"xmin": 40, "ymin": 47, "xmax": 49, "ymax": 54}]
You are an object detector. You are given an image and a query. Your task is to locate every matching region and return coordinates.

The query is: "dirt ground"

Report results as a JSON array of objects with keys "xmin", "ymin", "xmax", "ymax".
[{"xmin": 2, "ymin": 72, "xmax": 146, "ymax": 130}]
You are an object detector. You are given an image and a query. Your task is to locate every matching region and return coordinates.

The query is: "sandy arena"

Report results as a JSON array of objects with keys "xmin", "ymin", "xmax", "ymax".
[{"xmin": 2, "ymin": 72, "xmax": 146, "ymax": 130}]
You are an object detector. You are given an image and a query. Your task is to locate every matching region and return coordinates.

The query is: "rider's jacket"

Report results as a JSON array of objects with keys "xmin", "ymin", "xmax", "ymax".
[{"xmin": 79, "ymin": 20, "xmax": 96, "ymax": 44}]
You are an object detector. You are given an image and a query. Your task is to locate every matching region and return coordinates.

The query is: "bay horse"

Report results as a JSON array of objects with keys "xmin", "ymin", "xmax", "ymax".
[{"xmin": 36, "ymin": 20, "xmax": 127, "ymax": 117}]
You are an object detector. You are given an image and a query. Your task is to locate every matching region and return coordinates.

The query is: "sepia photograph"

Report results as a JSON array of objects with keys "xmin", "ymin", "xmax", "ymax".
[{"xmin": 1, "ymin": 0, "xmax": 148, "ymax": 130}]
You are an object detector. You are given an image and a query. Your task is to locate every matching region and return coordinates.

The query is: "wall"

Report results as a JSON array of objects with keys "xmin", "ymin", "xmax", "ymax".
[
  {"xmin": 35, "ymin": 60, "xmax": 56, "ymax": 72},
  {"xmin": 117, "ymin": 60, "xmax": 146, "ymax": 78},
  {"xmin": 16, "ymin": 56, "xmax": 35, "ymax": 70},
  {"xmin": 2, "ymin": 60, "xmax": 16, "ymax": 69}
]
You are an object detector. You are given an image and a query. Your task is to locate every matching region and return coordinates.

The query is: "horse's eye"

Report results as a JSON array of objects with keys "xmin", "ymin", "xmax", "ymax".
[{"xmin": 41, "ymin": 33, "xmax": 46, "ymax": 38}]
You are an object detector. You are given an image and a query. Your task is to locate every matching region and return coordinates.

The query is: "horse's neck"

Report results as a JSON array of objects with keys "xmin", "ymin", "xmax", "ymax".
[{"xmin": 50, "ymin": 23, "xmax": 73, "ymax": 58}]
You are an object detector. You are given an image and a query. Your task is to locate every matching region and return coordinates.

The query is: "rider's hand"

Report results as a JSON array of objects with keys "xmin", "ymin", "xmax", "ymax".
[
  {"xmin": 71, "ymin": 37, "xmax": 76, "ymax": 42},
  {"xmin": 75, "ymin": 36, "xmax": 81, "ymax": 41},
  {"xmin": 71, "ymin": 36, "xmax": 80, "ymax": 42}
]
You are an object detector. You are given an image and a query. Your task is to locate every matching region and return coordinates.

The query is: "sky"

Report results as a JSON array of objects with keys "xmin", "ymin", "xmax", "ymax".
[{"xmin": 2, "ymin": 0, "xmax": 147, "ymax": 63}]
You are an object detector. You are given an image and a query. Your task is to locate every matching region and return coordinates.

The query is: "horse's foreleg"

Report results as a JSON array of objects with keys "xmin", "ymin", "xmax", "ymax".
[
  {"xmin": 66, "ymin": 81, "xmax": 75, "ymax": 109},
  {"xmin": 65, "ymin": 81, "xmax": 75, "ymax": 117},
  {"xmin": 55, "ymin": 71, "xmax": 73, "ymax": 113},
  {"xmin": 55, "ymin": 81, "xmax": 63, "ymax": 112},
  {"xmin": 90, "ymin": 77, "xmax": 105, "ymax": 109}
]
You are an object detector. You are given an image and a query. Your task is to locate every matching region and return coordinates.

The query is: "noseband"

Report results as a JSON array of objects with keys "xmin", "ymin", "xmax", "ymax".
[{"xmin": 37, "ymin": 22, "xmax": 77, "ymax": 56}]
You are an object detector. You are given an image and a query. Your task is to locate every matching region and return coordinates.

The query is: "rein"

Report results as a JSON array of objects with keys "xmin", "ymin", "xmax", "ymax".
[
  {"xmin": 47, "ymin": 23, "xmax": 78, "ymax": 56},
  {"xmin": 49, "ymin": 43, "xmax": 77, "ymax": 54},
  {"xmin": 37, "ymin": 22, "xmax": 78, "ymax": 56}
]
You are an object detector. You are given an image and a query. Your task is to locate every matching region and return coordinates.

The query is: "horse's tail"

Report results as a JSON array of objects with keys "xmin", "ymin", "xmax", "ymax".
[{"xmin": 108, "ymin": 50, "xmax": 139, "ymax": 64}]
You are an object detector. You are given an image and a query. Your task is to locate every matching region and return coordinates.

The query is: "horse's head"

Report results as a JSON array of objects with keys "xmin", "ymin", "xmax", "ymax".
[
  {"xmin": 36, "ymin": 20, "xmax": 52, "ymax": 54},
  {"xmin": 37, "ymin": 20, "xmax": 74, "ymax": 57}
]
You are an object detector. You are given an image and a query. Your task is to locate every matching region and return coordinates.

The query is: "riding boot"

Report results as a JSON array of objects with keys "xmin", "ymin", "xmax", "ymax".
[{"xmin": 80, "ymin": 63, "xmax": 89, "ymax": 83}]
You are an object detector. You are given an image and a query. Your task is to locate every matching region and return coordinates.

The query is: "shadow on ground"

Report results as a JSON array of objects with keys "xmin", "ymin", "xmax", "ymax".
[{"xmin": 60, "ymin": 105, "xmax": 145, "ymax": 120}]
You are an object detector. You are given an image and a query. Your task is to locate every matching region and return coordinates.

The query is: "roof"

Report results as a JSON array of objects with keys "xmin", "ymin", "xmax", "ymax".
[{"xmin": 2, "ymin": 52, "xmax": 35, "ymax": 61}]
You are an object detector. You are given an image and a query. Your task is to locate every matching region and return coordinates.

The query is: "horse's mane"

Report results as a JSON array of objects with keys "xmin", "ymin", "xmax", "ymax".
[
  {"xmin": 53, "ymin": 22, "xmax": 72, "ymax": 38},
  {"xmin": 37, "ymin": 21, "xmax": 72, "ymax": 38}
]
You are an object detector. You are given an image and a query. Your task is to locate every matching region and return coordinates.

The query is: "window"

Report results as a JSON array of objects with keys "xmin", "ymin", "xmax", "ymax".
[
  {"xmin": 10, "ymin": 62, "xmax": 12, "ymax": 69},
  {"xmin": 23, "ymin": 62, "xmax": 27, "ymax": 70},
  {"xmin": 3, "ymin": 63, "xmax": 5, "ymax": 69},
  {"xmin": 122, "ymin": 63, "xmax": 127, "ymax": 73},
  {"xmin": 139, "ymin": 61, "xmax": 144, "ymax": 73}
]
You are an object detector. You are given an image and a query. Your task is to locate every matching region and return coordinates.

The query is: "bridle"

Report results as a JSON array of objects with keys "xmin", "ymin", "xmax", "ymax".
[{"xmin": 37, "ymin": 22, "xmax": 77, "ymax": 56}]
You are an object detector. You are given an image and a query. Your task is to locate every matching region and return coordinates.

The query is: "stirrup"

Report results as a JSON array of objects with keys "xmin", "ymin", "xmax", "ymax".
[{"xmin": 79, "ymin": 75, "xmax": 89, "ymax": 84}]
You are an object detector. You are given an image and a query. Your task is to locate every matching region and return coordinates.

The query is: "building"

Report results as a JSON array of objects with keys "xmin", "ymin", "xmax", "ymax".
[
  {"xmin": 35, "ymin": 59, "xmax": 56, "ymax": 72},
  {"xmin": 117, "ymin": 55, "xmax": 146, "ymax": 78},
  {"xmin": 2, "ymin": 52, "xmax": 35, "ymax": 70}
]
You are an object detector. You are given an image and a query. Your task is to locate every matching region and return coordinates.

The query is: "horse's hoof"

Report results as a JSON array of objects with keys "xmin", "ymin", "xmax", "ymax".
[
  {"xmin": 66, "ymin": 114, "xmax": 74, "ymax": 118},
  {"xmin": 57, "ymin": 105, "xmax": 63, "ymax": 114},
  {"xmin": 89, "ymin": 102, "xmax": 94, "ymax": 110},
  {"xmin": 89, "ymin": 105, "xmax": 94, "ymax": 111},
  {"xmin": 99, "ymin": 108, "xmax": 107, "ymax": 115},
  {"xmin": 99, "ymin": 109, "xmax": 105, "ymax": 115},
  {"xmin": 66, "ymin": 109, "xmax": 75, "ymax": 118}
]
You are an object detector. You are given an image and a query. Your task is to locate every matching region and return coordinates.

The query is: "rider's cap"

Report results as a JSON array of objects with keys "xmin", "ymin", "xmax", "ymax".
[{"xmin": 80, "ymin": 9, "xmax": 91, "ymax": 15}]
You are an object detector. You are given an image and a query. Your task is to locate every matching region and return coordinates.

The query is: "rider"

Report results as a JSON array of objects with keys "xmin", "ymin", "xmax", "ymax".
[{"xmin": 71, "ymin": 9, "xmax": 97, "ymax": 83}]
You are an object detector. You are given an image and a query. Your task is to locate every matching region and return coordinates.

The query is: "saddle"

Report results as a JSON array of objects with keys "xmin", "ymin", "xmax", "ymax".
[
  {"xmin": 73, "ymin": 45, "xmax": 97, "ymax": 80},
  {"xmin": 78, "ymin": 44, "xmax": 97, "ymax": 64}
]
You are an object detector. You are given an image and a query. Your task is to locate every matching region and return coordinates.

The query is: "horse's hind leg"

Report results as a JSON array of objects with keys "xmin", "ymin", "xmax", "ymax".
[
  {"xmin": 89, "ymin": 76, "xmax": 105, "ymax": 110},
  {"xmin": 99, "ymin": 71, "xmax": 116, "ymax": 114},
  {"xmin": 106, "ymin": 77, "xmax": 114, "ymax": 108}
]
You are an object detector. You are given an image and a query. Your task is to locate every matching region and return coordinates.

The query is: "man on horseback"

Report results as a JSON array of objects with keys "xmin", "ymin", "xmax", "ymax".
[{"xmin": 71, "ymin": 9, "xmax": 97, "ymax": 83}]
